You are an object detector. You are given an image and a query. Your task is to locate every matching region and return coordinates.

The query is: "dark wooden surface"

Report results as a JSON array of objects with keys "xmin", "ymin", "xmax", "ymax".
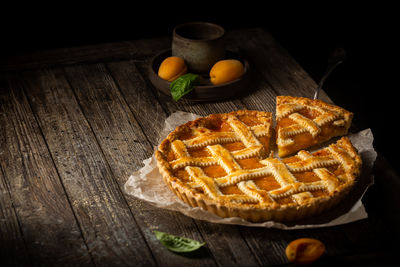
[{"xmin": 1, "ymin": 28, "xmax": 399, "ymax": 266}]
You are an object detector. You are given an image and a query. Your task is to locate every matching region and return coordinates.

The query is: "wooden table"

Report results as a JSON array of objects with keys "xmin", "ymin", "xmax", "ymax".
[{"xmin": 1, "ymin": 28, "xmax": 399, "ymax": 266}]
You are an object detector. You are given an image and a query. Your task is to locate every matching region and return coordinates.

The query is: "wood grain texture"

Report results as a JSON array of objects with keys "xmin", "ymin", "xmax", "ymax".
[
  {"xmin": 0, "ymin": 166, "xmax": 30, "ymax": 266},
  {"xmin": 194, "ymin": 222, "xmax": 259, "ymax": 267},
  {"xmin": 0, "ymin": 27, "xmax": 399, "ymax": 266},
  {"xmin": 106, "ymin": 33, "xmax": 386, "ymax": 265},
  {"xmin": 106, "ymin": 60, "xmax": 260, "ymax": 266},
  {"xmin": 63, "ymin": 62, "xmax": 217, "ymax": 266},
  {"xmin": 106, "ymin": 60, "xmax": 168, "ymax": 146},
  {"xmin": 0, "ymin": 75, "xmax": 92, "ymax": 265},
  {"xmin": 239, "ymin": 68, "xmax": 278, "ymax": 114},
  {"xmin": 20, "ymin": 68, "xmax": 156, "ymax": 266}
]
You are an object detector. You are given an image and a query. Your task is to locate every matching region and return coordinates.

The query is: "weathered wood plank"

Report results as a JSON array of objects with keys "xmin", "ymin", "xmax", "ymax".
[
  {"xmin": 241, "ymin": 228, "xmax": 292, "ymax": 266},
  {"xmin": 1, "ymin": 27, "xmax": 398, "ymax": 266},
  {"xmin": 0, "ymin": 76, "xmax": 93, "ymax": 265},
  {"xmin": 107, "ymin": 60, "xmax": 260, "ymax": 266},
  {"xmin": 106, "ymin": 60, "xmax": 168, "ymax": 146},
  {"xmin": 194, "ymin": 223, "xmax": 259, "ymax": 267},
  {"xmin": 0, "ymin": 166, "xmax": 30, "ymax": 266},
  {"xmin": 0, "ymin": 36, "xmax": 170, "ymax": 72},
  {"xmin": 238, "ymin": 67, "xmax": 278, "ymax": 113},
  {"xmin": 63, "ymin": 62, "xmax": 217, "ymax": 266},
  {"xmin": 20, "ymin": 68, "xmax": 156, "ymax": 266}
]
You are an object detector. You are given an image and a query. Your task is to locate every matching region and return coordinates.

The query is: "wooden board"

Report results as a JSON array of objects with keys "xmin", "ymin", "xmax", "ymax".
[
  {"xmin": 0, "ymin": 75, "xmax": 92, "ymax": 265},
  {"xmin": 0, "ymin": 28, "xmax": 399, "ymax": 266}
]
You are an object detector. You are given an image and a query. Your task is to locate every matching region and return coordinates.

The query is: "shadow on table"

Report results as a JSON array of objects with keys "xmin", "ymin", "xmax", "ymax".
[{"xmin": 172, "ymin": 245, "xmax": 210, "ymax": 259}]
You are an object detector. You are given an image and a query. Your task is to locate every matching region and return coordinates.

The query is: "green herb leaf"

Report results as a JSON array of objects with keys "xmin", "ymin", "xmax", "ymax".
[
  {"xmin": 153, "ymin": 230, "xmax": 205, "ymax": 253},
  {"xmin": 170, "ymin": 73, "xmax": 199, "ymax": 101}
]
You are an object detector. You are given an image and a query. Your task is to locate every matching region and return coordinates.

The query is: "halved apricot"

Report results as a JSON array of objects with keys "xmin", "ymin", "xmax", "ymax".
[{"xmin": 285, "ymin": 238, "xmax": 325, "ymax": 265}]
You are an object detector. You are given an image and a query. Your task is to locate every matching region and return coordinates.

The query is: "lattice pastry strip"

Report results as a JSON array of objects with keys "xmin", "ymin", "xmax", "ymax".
[
  {"xmin": 276, "ymin": 96, "xmax": 353, "ymax": 157},
  {"xmin": 287, "ymin": 113, "xmax": 321, "ymax": 137},
  {"xmin": 170, "ymin": 141, "xmax": 266, "ymax": 170},
  {"xmin": 186, "ymin": 166, "xmax": 259, "ymax": 204},
  {"xmin": 182, "ymin": 141, "xmax": 354, "ymax": 205},
  {"xmin": 237, "ymin": 180, "xmax": 273, "ymax": 203},
  {"xmin": 296, "ymin": 150, "xmax": 340, "ymax": 193},
  {"xmin": 183, "ymin": 116, "xmax": 271, "ymax": 149},
  {"xmin": 156, "ymin": 109, "xmax": 361, "ymax": 222},
  {"xmin": 170, "ymin": 114, "xmax": 270, "ymax": 170}
]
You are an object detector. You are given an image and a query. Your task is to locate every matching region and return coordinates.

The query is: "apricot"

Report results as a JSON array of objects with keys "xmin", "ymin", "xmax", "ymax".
[
  {"xmin": 285, "ymin": 238, "xmax": 325, "ymax": 265},
  {"xmin": 158, "ymin": 56, "xmax": 188, "ymax": 82},
  {"xmin": 209, "ymin": 59, "xmax": 245, "ymax": 85}
]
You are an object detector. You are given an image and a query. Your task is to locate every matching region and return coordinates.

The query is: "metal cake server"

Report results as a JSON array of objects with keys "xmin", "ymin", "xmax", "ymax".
[{"xmin": 313, "ymin": 48, "xmax": 346, "ymax": 99}]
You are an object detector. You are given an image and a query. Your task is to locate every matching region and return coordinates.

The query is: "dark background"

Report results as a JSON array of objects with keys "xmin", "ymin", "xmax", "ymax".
[{"xmin": 1, "ymin": 3, "xmax": 397, "ymax": 170}]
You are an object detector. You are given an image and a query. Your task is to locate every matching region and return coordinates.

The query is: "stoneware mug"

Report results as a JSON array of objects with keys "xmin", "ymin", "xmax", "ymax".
[{"xmin": 172, "ymin": 22, "xmax": 225, "ymax": 74}]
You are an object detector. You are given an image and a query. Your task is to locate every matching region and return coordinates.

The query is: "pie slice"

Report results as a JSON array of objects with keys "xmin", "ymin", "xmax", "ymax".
[
  {"xmin": 276, "ymin": 96, "xmax": 353, "ymax": 158},
  {"xmin": 155, "ymin": 110, "xmax": 361, "ymax": 222}
]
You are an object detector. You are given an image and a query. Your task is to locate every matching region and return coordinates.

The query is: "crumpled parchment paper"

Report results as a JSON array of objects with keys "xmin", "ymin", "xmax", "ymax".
[{"xmin": 124, "ymin": 111, "xmax": 377, "ymax": 229}]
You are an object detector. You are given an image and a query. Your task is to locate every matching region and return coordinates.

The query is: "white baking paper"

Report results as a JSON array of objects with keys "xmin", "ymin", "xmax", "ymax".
[{"xmin": 124, "ymin": 111, "xmax": 377, "ymax": 229}]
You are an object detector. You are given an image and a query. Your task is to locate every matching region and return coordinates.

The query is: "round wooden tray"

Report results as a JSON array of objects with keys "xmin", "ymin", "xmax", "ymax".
[{"xmin": 148, "ymin": 49, "xmax": 250, "ymax": 102}]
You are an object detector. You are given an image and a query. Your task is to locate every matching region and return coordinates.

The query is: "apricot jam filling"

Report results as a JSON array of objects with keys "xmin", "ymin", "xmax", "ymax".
[
  {"xmin": 237, "ymin": 114, "xmax": 261, "ymax": 126},
  {"xmin": 298, "ymin": 107, "xmax": 320, "ymax": 119},
  {"xmin": 237, "ymin": 158, "xmax": 265, "ymax": 169},
  {"xmin": 293, "ymin": 172, "xmax": 321, "ymax": 183},
  {"xmin": 222, "ymin": 142, "xmax": 246, "ymax": 151},
  {"xmin": 202, "ymin": 165, "xmax": 227, "ymax": 178},
  {"xmin": 276, "ymin": 197, "xmax": 294, "ymax": 204},
  {"xmin": 217, "ymin": 121, "xmax": 231, "ymax": 132},
  {"xmin": 253, "ymin": 176, "xmax": 281, "ymax": 191},
  {"xmin": 221, "ymin": 185, "xmax": 243, "ymax": 195},
  {"xmin": 167, "ymin": 110, "xmax": 345, "ymax": 204},
  {"xmin": 311, "ymin": 189, "xmax": 327, "ymax": 197},
  {"xmin": 174, "ymin": 169, "xmax": 190, "ymax": 182},
  {"xmin": 171, "ymin": 135, "xmax": 336, "ymax": 200},
  {"xmin": 187, "ymin": 147, "xmax": 210, "ymax": 157},
  {"xmin": 166, "ymin": 147, "xmax": 176, "ymax": 161},
  {"xmin": 179, "ymin": 129, "xmax": 196, "ymax": 140},
  {"xmin": 258, "ymin": 136, "xmax": 270, "ymax": 150}
]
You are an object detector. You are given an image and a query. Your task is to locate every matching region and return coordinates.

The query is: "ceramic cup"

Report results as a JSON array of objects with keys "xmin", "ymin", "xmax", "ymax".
[{"xmin": 172, "ymin": 22, "xmax": 225, "ymax": 74}]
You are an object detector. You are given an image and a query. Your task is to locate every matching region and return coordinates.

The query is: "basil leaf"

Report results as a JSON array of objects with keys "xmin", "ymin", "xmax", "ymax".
[
  {"xmin": 153, "ymin": 230, "xmax": 205, "ymax": 253},
  {"xmin": 170, "ymin": 73, "xmax": 199, "ymax": 101}
]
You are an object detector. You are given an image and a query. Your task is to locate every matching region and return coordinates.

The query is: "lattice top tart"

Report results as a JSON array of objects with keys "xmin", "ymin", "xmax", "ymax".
[
  {"xmin": 155, "ymin": 108, "xmax": 362, "ymax": 222},
  {"xmin": 276, "ymin": 96, "xmax": 353, "ymax": 157}
]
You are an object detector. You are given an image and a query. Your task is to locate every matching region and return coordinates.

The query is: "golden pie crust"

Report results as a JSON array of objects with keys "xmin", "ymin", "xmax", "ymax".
[
  {"xmin": 276, "ymin": 96, "xmax": 353, "ymax": 157},
  {"xmin": 155, "ymin": 108, "xmax": 362, "ymax": 222}
]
